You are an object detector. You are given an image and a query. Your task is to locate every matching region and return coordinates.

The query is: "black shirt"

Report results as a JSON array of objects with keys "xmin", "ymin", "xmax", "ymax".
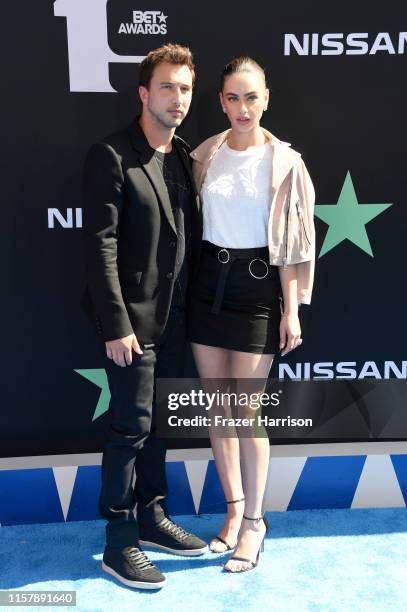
[{"xmin": 153, "ymin": 146, "xmax": 193, "ymax": 308}]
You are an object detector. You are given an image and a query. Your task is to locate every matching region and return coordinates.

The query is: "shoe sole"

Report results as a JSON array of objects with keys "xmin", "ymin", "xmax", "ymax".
[
  {"xmin": 101, "ymin": 562, "xmax": 166, "ymax": 589},
  {"xmin": 138, "ymin": 540, "xmax": 208, "ymax": 556}
]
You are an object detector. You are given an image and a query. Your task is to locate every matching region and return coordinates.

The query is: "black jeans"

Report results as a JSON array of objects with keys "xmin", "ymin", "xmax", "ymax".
[{"xmin": 99, "ymin": 304, "xmax": 187, "ymax": 548}]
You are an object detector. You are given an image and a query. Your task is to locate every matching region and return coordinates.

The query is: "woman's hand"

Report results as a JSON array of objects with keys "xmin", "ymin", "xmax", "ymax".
[{"xmin": 279, "ymin": 312, "xmax": 302, "ymax": 356}]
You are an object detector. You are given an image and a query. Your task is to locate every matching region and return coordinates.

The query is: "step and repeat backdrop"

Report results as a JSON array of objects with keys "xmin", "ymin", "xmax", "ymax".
[{"xmin": 3, "ymin": 0, "xmax": 406, "ymax": 458}]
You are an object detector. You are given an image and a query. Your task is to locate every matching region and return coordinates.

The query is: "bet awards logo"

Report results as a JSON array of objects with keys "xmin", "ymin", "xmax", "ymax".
[
  {"xmin": 54, "ymin": 0, "xmax": 168, "ymax": 92},
  {"xmin": 118, "ymin": 11, "xmax": 167, "ymax": 35}
]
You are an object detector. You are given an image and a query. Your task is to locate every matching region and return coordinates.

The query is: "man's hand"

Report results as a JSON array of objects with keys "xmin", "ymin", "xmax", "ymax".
[
  {"xmin": 105, "ymin": 333, "xmax": 143, "ymax": 367},
  {"xmin": 279, "ymin": 312, "xmax": 303, "ymax": 357}
]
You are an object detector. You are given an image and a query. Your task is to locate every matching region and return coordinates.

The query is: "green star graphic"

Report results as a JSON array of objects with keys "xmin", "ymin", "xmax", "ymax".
[
  {"xmin": 74, "ymin": 369, "xmax": 110, "ymax": 421},
  {"xmin": 315, "ymin": 171, "xmax": 392, "ymax": 258}
]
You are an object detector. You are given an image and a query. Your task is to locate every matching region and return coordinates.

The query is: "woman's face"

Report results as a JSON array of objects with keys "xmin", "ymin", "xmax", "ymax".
[{"xmin": 220, "ymin": 70, "xmax": 269, "ymax": 134}]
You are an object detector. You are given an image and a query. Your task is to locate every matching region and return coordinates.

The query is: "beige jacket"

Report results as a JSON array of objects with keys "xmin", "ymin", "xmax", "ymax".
[{"xmin": 190, "ymin": 128, "xmax": 316, "ymax": 305}]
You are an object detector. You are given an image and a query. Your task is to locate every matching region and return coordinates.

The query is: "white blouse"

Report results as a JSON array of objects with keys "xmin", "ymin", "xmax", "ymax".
[{"xmin": 201, "ymin": 140, "xmax": 273, "ymax": 248}]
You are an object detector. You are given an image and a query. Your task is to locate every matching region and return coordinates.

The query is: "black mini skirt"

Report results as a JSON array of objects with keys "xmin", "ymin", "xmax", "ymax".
[{"xmin": 186, "ymin": 240, "xmax": 282, "ymax": 354}]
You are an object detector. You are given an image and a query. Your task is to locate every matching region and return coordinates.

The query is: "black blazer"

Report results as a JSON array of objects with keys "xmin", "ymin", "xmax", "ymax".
[{"xmin": 80, "ymin": 118, "xmax": 202, "ymax": 344}]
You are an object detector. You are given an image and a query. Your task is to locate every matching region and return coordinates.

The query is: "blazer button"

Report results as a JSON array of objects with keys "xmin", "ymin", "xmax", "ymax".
[
  {"xmin": 166, "ymin": 272, "xmax": 174, "ymax": 279},
  {"xmin": 169, "ymin": 241, "xmax": 176, "ymax": 247}
]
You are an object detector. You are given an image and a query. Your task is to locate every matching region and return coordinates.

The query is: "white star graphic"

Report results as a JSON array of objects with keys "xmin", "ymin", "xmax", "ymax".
[{"xmin": 159, "ymin": 12, "xmax": 168, "ymax": 23}]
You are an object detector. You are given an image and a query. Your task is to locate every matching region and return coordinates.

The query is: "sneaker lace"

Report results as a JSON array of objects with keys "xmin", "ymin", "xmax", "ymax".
[
  {"xmin": 159, "ymin": 518, "xmax": 190, "ymax": 541},
  {"xmin": 127, "ymin": 548, "xmax": 155, "ymax": 571}
]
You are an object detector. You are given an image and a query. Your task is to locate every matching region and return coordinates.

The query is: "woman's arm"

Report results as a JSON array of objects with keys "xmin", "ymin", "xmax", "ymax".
[{"xmin": 278, "ymin": 265, "xmax": 302, "ymax": 356}]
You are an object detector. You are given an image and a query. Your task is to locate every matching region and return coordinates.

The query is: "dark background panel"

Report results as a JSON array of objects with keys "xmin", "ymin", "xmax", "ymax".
[{"xmin": 2, "ymin": 0, "xmax": 406, "ymax": 457}]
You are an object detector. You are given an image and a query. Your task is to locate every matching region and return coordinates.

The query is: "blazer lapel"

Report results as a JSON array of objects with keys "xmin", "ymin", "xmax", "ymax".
[
  {"xmin": 127, "ymin": 118, "xmax": 177, "ymax": 235},
  {"xmin": 142, "ymin": 154, "xmax": 177, "ymax": 235}
]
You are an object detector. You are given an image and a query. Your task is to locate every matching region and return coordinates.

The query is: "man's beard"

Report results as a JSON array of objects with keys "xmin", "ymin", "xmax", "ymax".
[{"xmin": 148, "ymin": 102, "xmax": 184, "ymax": 129}]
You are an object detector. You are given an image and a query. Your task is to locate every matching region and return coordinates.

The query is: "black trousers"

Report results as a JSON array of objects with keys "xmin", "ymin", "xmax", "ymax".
[{"xmin": 98, "ymin": 303, "xmax": 187, "ymax": 548}]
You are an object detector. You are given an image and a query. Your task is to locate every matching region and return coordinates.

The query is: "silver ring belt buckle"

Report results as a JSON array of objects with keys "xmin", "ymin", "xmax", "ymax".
[
  {"xmin": 249, "ymin": 258, "xmax": 269, "ymax": 279},
  {"xmin": 217, "ymin": 248, "xmax": 230, "ymax": 264}
]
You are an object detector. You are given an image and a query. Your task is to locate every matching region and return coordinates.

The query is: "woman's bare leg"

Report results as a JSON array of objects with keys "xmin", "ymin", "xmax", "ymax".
[
  {"xmin": 223, "ymin": 350, "xmax": 274, "ymax": 572},
  {"xmin": 191, "ymin": 343, "xmax": 245, "ymax": 552}
]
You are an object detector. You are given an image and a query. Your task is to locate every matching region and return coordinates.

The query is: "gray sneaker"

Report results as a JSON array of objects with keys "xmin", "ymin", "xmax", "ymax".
[
  {"xmin": 102, "ymin": 546, "xmax": 166, "ymax": 589},
  {"xmin": 139, "ymin": 517, "xmax": 208, "ymax": 556}
]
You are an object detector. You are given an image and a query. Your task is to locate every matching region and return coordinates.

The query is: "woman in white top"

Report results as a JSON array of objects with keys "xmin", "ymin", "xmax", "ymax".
[{"xmin": 187, "ymin": 57, "xmax": 315, "ymax": 573}]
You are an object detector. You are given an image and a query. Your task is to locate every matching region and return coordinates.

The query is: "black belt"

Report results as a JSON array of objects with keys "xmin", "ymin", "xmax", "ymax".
[{"xmin": 202, "ymin": 242, "xmax": 271, "ymax": 315}]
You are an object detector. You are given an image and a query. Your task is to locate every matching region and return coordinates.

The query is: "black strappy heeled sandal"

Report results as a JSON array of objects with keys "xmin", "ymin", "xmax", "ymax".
[
  {"xmin": 223, "ymin": 514, "xmax": 269, "ymax": 571},
  {"xmin": 209, "ymin": 497, "xmax": 245, "ymax": 553}
]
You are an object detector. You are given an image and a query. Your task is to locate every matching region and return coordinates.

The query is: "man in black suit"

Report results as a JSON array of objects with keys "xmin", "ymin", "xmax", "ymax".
[{"xmin": 81, "ymin": 44, "xmax": 206, "ymax": 590}]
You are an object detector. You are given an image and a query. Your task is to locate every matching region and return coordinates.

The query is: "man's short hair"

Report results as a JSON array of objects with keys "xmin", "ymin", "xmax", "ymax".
[{"xmin": 139, "ymin": 43, "xmax": 195, "ymax": 89}]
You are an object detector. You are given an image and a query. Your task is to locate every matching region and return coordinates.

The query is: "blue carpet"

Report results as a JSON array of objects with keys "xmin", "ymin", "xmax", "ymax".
[{"xmin": 1, "ymin": 508, "xmax": 406, "ymax": 612}]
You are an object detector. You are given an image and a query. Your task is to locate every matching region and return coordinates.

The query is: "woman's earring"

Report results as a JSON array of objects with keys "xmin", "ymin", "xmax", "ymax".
[
  {"xmin": 222, "ymin": 107, "xmax": 226, "ymax": 113},
  {"xmin": 263, "ymin": 106, "xmax": 268, "ymax": 111}
]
